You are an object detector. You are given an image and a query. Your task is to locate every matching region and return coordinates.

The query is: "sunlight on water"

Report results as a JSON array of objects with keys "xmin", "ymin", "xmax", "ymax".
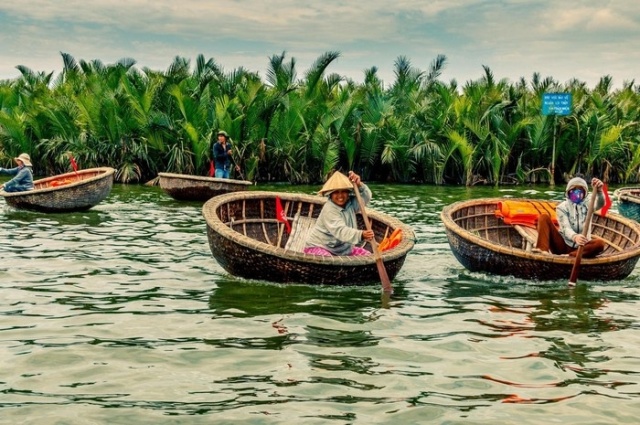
[{"xmin": 1, "ymin": 183, "xmax": 640, "ymax": 424}]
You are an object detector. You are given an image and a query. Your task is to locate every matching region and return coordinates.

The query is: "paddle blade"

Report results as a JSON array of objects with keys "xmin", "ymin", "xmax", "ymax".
[
  {"xmin": 568, "ymin": 247, "xmax": 585, "ymax": 286},
  {"xmin": 373, "ymin": 243, "xmax": 393, "ymax": 293},
  {"xmin": 376, "ymin": 257, "xmax": 392, "ymax": 291}
]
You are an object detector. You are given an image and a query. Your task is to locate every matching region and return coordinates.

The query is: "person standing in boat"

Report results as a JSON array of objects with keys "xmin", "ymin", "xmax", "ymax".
[
  {"xmin": 535, "ymin": 176, "xmax": 606, "ymax": 257},
  {"xmin": 212, "ymin": 130, "xmax": 240, "ymax": 179},
  {"xmin": 304, "ymin": 171, "xmax": 375, "ymax": 256},
  {"xmin": 0, "ymin": 153, "xmax": 34, "ymax": 192}
]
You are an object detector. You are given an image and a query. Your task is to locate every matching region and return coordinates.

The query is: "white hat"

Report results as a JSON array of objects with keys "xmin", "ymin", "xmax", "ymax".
[
  {"xmin": 15, "ymin": 153, "xmax": 32, "ymax": 167},
  {"xmin": 566, "ymin": 177, "xmax": 588, "ymax": 194},
  {"xmin": 319, "ymin": 171, "xmax": 353, "ymax": 196}
]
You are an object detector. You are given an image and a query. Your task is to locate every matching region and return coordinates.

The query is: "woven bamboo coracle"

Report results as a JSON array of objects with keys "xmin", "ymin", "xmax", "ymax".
[
  {"xmin": 202, "ymin": 191, "xmax": 415, "ymax": 285},
  {"xmin": 158, "ymin": 172, "xmax": 252, "ymax": 201},
  {"xmin": 613, "ymin": 187, "xmax": 640, "ymax": 222},
  {"xmin": 441, "ymin": 198, "xmax": 640, "ymax": 281},
  {"xmin": 1, "ymin": 167, "xmax": 115, "ymax": 213}
]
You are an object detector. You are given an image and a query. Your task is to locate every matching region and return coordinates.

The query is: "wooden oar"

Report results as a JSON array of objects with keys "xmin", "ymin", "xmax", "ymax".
[
  {"xmin": 568, "ymin": 187, "xmax": 598, "ymax": 286},
  {"xmin": 352, "ymin": 181, "xmax": 393, "ymax": 293}
]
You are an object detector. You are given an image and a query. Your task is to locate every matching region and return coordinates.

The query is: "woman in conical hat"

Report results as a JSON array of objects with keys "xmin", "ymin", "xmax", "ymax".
[
  {"xmin": 304, "ymin": 170, "xmax": 375, "ymax": 256},
  {"xmin": 0, "ymin": 153, "xmax": 35, "ymax": 193}
]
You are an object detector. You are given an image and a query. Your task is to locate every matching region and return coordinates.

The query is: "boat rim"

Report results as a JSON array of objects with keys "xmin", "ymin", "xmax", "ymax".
[
  {"xmin": 613, "ymin": 186, "xmax": 640, "ymax": 202},
  {"xmin": 0, "ymin": 167, "xmax": 115, "ymax": 198},
  {"xmin": 441, "ymin": 197, "xmax": 640, "ymax": 264},
  {"xmin": 158, "ymin": 172, "xmax": 252, "ymax": 186},
  {"xmin": 202, "ymin": 190, "xmax": 415, "ymax": 265}
]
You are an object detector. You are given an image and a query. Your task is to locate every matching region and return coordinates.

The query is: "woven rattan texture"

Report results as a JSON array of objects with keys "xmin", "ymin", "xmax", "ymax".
[
  {"xmin": 2, "ymin": 167, "xmax": 115, "ymax": 212},
  {"xmin": 441, "ymin": 198, "xmax": 640, "ymax": 281},
  {"xmin": 158, "ymin": 172, "xmax": 251, "ymax": 201},
  {"xmin": 203, "ymin": 191, "xmax": 415, "ymax": 285},
  {"xmin": 614, "ymin": 187, "xmax": 640, "ymax": 222}
]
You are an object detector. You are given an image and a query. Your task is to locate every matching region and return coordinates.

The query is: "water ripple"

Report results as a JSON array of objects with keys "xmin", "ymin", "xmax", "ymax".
[{"xmin": 2, "ymin": 183, "xmax": 640, "ymax": 423}]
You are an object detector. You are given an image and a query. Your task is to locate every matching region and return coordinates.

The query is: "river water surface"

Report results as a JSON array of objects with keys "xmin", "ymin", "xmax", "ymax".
[{"xmin": 1, "ymin": 182, "xmax": 640, "ymax": 424}]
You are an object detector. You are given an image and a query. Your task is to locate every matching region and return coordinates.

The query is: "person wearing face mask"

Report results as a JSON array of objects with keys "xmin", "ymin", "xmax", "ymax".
[
  {"xmin": 534, "ymin": 176, "xmax": 606, "ymax": 257},
  {"xmin": 303, "ymin": 170, "xmax": 374, "ymax": 256}
]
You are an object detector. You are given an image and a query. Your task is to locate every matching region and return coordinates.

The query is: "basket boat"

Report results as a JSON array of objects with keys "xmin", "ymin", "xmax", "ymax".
[
  {"xmin": 613, "ymin": 187, "xmax": 640, "ymax": 222},
  {"xmin": 202, "ymin": 191, "xmax": 415, "ymax": 285},
  {"xmin": 0, "ymin": 167, "xmax": 115, "ymax": 212},
  {"xmin": 158, "ymin": 172, "xmax": 252, "ymax": 201},
  {"xmin": 441, "ymin": 198, "xmax": 640, "ymax": 281}
]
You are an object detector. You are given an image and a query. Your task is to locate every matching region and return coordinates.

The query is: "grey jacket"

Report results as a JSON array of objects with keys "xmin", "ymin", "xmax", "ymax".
[
  {"xmin": 556, "ymin": 178, "xmax": 604, "ymax": 248},
  {"xmin": 304, "ymin": 184, "xmax": 372, "ymax": 255}
]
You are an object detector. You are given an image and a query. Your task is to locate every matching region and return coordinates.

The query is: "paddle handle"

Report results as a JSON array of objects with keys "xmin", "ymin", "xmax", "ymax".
[
  {"xmin": 568, "ymin": 186, "xmax": 598, "ymax": 286},
  {"xmin": 352, "ymin": 180, "xmax": 393, "ymax": 293},
  {"xmin": 229, "ymin": 152, "xmax": 246, "ymax": 181}
]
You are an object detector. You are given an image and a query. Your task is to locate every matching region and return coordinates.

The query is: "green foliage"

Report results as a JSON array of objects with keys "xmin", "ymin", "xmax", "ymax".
[{"xmin": 1, "ymin": 52, "xmax": 640, "ymax": 185}]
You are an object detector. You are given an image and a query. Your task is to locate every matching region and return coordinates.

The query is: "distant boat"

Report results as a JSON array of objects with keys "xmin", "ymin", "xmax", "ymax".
[
  {"xmin": 441, "ymin": 198, "xmax": 640, "ymax": 281},
  {"xmin": 613, "ymin": 187, "xmax": 640, "ymax": 221},
  {"xmin": 158, "ymin": 172, "xmax": 252, "ymax": 201},
  {"xmin": 202, "ymin": 190, "xmax": 415, "ymax": 285},
  {"xmin": 0, "ymin": 167, "xmax": 115, "ymax": 213}
]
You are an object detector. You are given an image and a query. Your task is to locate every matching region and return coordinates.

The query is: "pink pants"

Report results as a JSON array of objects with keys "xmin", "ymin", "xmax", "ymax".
[{"xmin": 303, "ymin": 246, "xmax": 370, "ymax": 256}]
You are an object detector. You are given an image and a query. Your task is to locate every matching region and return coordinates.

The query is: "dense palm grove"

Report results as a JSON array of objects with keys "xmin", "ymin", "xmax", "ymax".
[{"xmin": 0, "ymin": 51, "xmax": 639, "ymax": 186}]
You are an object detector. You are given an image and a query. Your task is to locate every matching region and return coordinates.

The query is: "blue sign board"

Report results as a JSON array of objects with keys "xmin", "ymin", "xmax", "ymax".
[{"xmin": 542, "ymin": 93, "xmax": 572, "ymax": 116}]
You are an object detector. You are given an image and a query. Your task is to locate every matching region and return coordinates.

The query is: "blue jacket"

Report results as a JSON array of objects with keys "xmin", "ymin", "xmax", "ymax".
[
  {"xmin": 0, "ymin": 165, "xmax": 34, "ymax": 192},
  {"xmin": 213, "ymin": 141, "xmax": 234, "ymax": 171}
]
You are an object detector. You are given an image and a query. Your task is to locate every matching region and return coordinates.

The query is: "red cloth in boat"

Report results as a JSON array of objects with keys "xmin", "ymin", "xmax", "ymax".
[{"xmin": 495, "ymin": 200, "xmax": 558, "ymax": 228}]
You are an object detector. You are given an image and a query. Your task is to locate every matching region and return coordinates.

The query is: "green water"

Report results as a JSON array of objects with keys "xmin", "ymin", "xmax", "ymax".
[{"xmin": 1, "ymin": 182, "xmax": 639, "ymax": 424}]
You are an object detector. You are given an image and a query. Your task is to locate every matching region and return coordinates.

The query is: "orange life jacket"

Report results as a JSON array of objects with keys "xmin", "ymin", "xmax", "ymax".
[{"xmin": 495, "ymin": 200, "xmax": 558, "ymax": 228}]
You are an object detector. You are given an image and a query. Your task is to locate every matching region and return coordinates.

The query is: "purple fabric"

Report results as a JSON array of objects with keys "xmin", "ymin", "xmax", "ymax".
[
  {"xmin": 568, "ymin": 188, "xmax": 585, "ymax": 204},
  {"xmin": 303, "ymin": 247, "xmax": 333, "ymax": 256},
  {"xmin": 303, "ymin": 246, "xmax": 370, "ymax": 256},
  {"xmin": 351, "ymin": 247, "xmax": 370, "ymax": 256}
]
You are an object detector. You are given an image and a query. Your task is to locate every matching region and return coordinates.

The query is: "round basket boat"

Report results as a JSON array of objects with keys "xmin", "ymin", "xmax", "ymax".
[
  {"xmin": 441, "ymin": 198, "xmax": 640, "ymax": 281},
  {"xmin": 202, "ymin": 191, "xmax": 415, "ymax": 285},
  {"xmin": 613, "ymin": 186, "xmax": 640, "ymax": 222},
  {"xmin": 0, "ymin": 167, "xmax": 115, "ymax": 213},
  {"xmin": 158, "ymin": 172, "xmax": 252, "ymax": 201}
]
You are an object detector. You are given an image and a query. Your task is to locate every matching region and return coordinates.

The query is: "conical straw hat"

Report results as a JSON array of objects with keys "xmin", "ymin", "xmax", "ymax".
[{"xmin": 319, "ymin": 171, "xmax": 353, "ymax": 196}]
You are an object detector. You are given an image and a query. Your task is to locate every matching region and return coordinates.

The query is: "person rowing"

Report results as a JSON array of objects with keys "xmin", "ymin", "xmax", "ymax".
[
  {"xmin": 535, "ymin": 176, "xmax": 605, "ymax": 258},
  {"xmin": 212, "ymin": 130, "xmax": 240, "ymax": 179},
  {"xmin": 303, "ymin": 171, "xmax": 374, "ymax": 256},
  {"xmin": 0, "ymin": 153, "xmax": 34, "ymax": 192}
]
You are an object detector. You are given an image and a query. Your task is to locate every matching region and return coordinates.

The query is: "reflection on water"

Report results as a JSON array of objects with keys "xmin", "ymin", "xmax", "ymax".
[{"xmin": 1, "ymin": 183, "xmax": 640, "ymax": 423}]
